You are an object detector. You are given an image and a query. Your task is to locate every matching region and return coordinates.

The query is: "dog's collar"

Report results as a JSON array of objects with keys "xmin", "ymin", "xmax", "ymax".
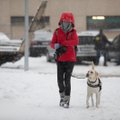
[
  {"xmin": 87, "ymin": 78, "xmax": 102, "ymax": 91},
  {"xmin": 88, "ymin": 79, "xmax": 97, "ymax": 84}
]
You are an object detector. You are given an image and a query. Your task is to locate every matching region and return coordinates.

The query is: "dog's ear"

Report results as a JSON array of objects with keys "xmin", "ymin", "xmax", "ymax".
[
  {"xmin": 92, "ymin": 61, "xmax": 95, "ymax": 70},
  {"xmin": 95, "ymin": 71, "xmax": 99, "ymax": 78}
]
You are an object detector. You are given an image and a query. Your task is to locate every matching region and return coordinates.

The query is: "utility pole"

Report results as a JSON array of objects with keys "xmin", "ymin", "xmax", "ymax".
[{"xmin": 24, "ymin": 0, "xmax": 29, "ymax": 71}]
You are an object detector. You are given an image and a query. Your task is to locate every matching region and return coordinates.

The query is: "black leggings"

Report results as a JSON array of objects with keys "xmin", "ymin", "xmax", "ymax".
[{"xmin": 57, "ymin": 62, "xmax": 74, "ymax": 96}]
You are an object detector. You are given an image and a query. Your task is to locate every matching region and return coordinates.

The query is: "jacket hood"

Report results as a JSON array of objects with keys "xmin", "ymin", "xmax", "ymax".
[{"xmin": 59, "ymin": 12, "xmax": 75, "ymax": 27}]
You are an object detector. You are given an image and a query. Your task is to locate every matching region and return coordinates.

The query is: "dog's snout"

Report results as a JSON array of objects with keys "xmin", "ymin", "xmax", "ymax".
[{"xmin": 86, "ymin": 73, "xmax": 89, "ymax": 77}]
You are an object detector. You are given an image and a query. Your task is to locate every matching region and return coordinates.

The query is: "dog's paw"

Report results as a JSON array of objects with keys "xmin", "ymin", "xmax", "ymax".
[
  {"xmin": 96, "ymin": 105, "xmax": 99, "ymax": 108},
  {"xmin": 86, "ymin": 106, "xmax": 89, "ymax": 108}
]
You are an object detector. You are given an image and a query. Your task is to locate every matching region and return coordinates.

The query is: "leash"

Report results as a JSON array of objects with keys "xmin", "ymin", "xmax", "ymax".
[
  {"xmin": 71, "ymin": 74, "xmax": 86, "ymax": 79},
  {"xmin": 72, "ymin": 74, "xmax": 102, "ymax": 91}
]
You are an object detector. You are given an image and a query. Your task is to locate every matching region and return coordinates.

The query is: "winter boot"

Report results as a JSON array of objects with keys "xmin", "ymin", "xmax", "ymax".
[
  {"xmin": 63, "ymin": 96, "xmax": 70, "ymax": 108},
  {"xmin": 59, "ymin": 92, "xmax": 65, "ymax": 107}
]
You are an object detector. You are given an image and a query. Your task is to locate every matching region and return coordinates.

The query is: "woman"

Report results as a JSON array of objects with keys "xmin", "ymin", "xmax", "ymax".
[{"xmin": 50, "ymin": 12, "xmax": 79, "ymax": 108}]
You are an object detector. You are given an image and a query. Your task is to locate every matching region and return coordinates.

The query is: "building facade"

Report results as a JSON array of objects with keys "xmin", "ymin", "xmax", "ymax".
[{"xmin": 0, "ymin": 0, "xmax": 120, "ymax": 39}]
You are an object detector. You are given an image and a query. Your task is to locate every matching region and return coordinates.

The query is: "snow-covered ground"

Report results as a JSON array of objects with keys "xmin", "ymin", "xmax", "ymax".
[{"xmin": 0, "ymin": 56, "xmax": 120, "ymax": 120}]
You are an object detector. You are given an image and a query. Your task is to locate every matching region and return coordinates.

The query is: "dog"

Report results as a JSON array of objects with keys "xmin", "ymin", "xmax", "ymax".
[{"xmin": 86, "ymin": 62, "xmax": 102, "ymax": 108}]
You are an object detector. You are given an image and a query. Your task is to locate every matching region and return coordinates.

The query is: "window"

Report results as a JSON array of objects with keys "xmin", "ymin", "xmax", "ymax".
[
  {"xmin": 39, "ymin": 16, "xmax": 50, "ymax": 25},
  {"xmin": 32, "ymin": 16, "xmax": 50, "ymax": 26},
  {"xmin": 11, "ymin": 16, "xmax": 50, "ymax": 26},
  {"xmin": 11, "ymin": 16, "xmax": 33, "ymax": 25},
  {"xmin": 87, "ymin": 16, "xmax": 120, "ymax": 30}
]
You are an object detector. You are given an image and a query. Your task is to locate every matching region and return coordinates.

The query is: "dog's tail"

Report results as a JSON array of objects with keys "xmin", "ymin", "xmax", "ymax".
[{"xmin": 92, "ymin": 61, "xmax": 95, "ymax": 70}]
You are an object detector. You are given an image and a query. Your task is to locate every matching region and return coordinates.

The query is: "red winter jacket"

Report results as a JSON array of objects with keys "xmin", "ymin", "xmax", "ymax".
[{"xmin": 50, "ymin": 27, "xmax": 79, "ymax": 62}]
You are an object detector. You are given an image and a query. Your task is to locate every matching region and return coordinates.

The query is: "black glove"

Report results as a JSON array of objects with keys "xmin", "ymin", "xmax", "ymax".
[{"xmin": 54, "ymin": 46, "xmax": 66, "ymax": 60}]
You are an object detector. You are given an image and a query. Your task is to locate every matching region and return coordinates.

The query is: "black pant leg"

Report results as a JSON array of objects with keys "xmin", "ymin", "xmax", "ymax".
[
  {"xmin": 103, "ymin": 50, "xmax": 107, "ymax": 65},
  {"xmin": 64, "ymin": 62, "xmax": 74, "ymax": 96},
  {"xmin": 57, "ymin": 62, "xmax": 65, "ymax": 93},
  {"xmin": 96, "ymin": 50, "xmax": 100, "ymax": 65}
]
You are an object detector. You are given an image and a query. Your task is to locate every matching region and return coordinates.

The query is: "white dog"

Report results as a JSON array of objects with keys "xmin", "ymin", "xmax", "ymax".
[{"xmin": 86, "ymin": 62, "xmax": 102, "ymax": 108}]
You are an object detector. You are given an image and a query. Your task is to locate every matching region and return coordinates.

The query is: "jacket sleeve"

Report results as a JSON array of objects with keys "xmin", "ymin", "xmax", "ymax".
[
  {"xmin": 61, "ymin": 30, "xmax": 79, "ymax": 46},
  {"xmin": 103, "ymin": 35, "xmax": 112, "ymax": 45},
  {"xmin": 50, "ymin": 30, "xmax": 57, "ymax": 49}
]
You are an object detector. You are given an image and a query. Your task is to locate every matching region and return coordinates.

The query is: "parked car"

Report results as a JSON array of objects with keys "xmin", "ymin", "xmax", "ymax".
[
  {"xmin": 30, "ymin": 30, "xmax": 52, "ymax": 57},
  {"xmin": 77, "ymin": 31, "xmax": 99, "ymax": 63},
  {"xmin": 46, "ymin": 46, "xmax": 55, "ymax": 62},
  {"xmin": 0, "ymin": 32, "xmax": 23, "ymax": 66},
  {"xmin": 107, "ymin": 34, "xmax": 120, "ymax": 64}
]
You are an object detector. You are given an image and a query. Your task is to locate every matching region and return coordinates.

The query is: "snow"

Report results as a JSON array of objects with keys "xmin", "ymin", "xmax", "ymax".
[
  {"xmin": 77, "ymin": 30, "xmax": 99, "ymax": 36},
  {"xmin": 0, "ymin": 56, "xmax": 120, "ymax": 120},
  {"xmin": 0, "ymin": 32, "xmax": 10, "ymax": 41},
  {"xmin": 33, "ymin": 30, "xmax": 52, "ymax": 41}
]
